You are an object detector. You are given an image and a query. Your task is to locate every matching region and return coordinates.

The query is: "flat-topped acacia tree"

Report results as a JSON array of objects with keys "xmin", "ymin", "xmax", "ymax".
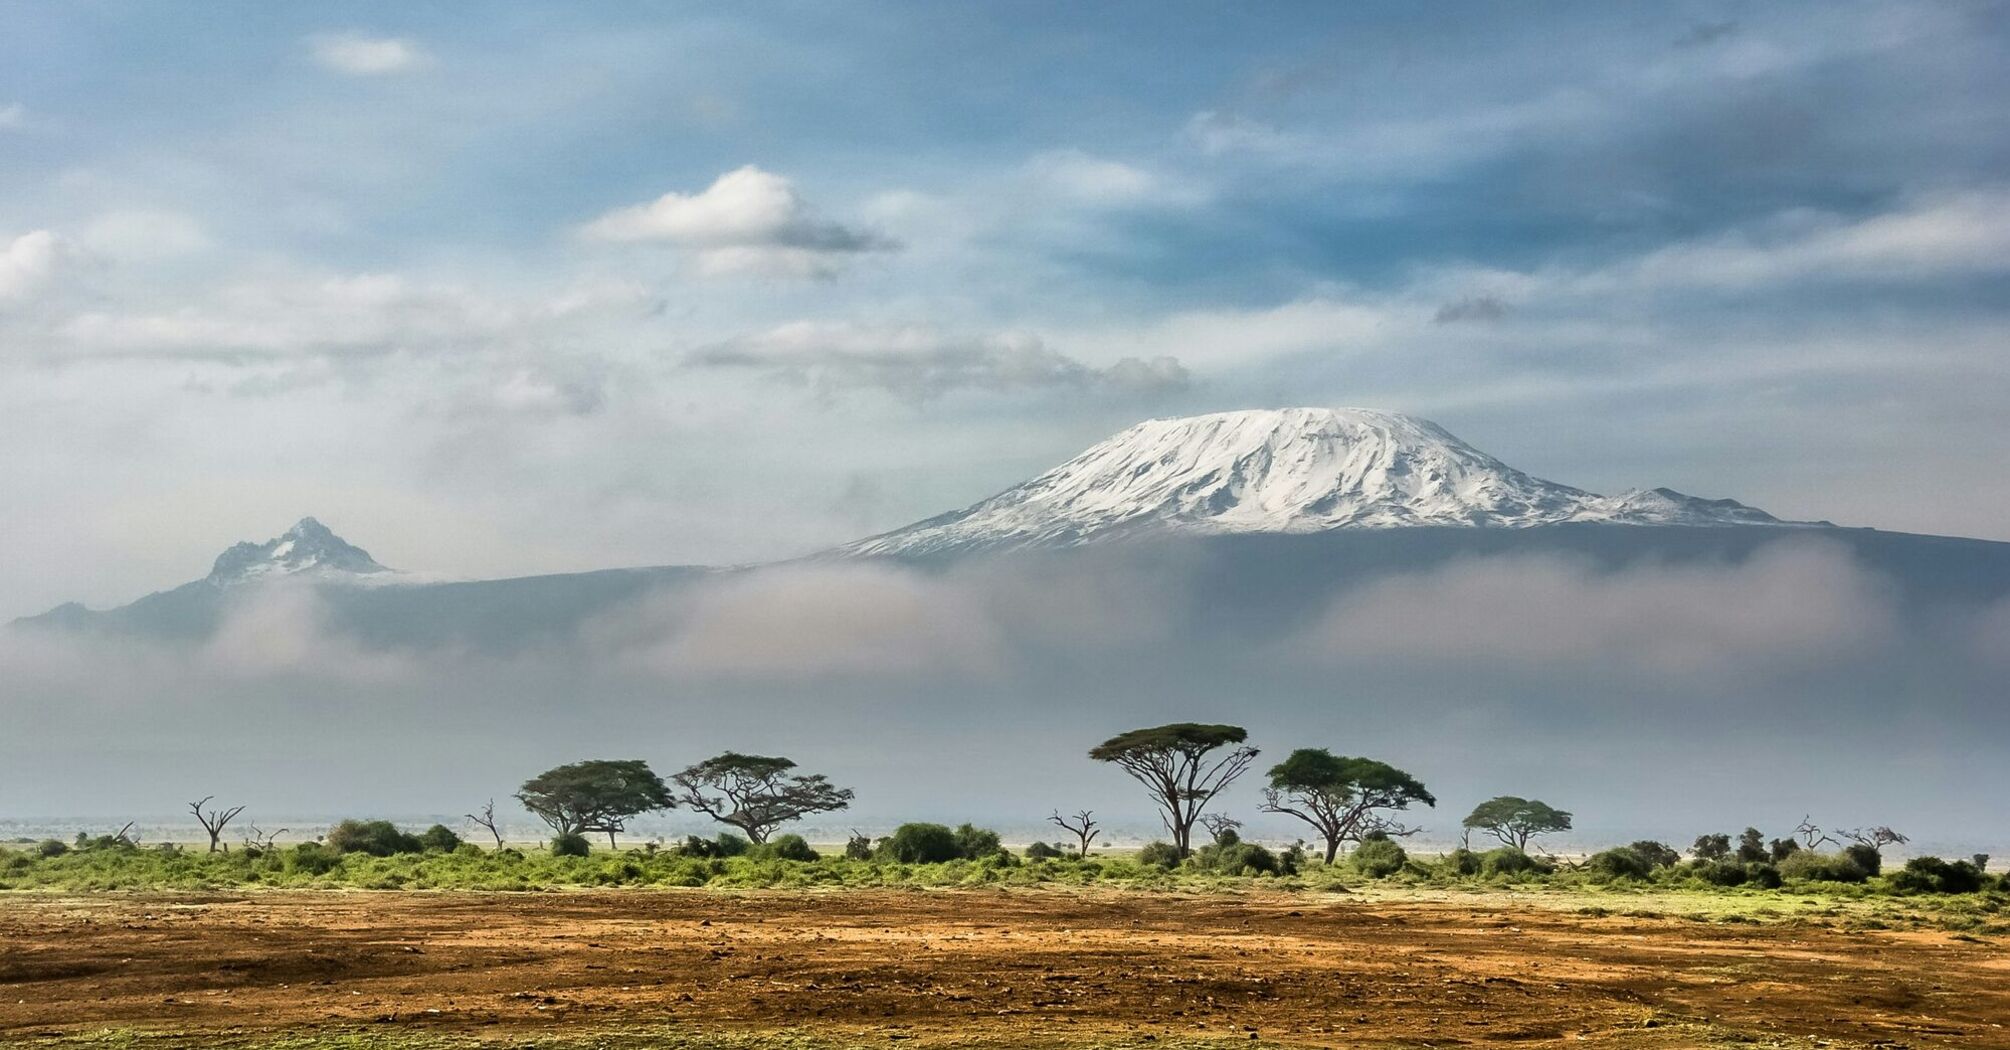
[
  {"xmin": 1261, "ymin": 749, "xmax": 1436, "ymax": 864},
  {"xmin": 1462, "ymin": 796, "xmax": 1572, "ymax": 853},
  {"xmin": 1089, "ymin": 723, "xmax": 1258, "ymax": 859},
  {"xmin": 516, "ymin": 759, "xmax": 673, "ymax": 850},
  {"xmin": 671, "ymin": 753, "xmax": 854, "ymax": 844}
]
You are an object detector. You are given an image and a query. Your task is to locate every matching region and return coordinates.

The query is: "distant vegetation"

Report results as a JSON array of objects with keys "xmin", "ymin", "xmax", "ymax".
[{"xmin": 5, "ymin": 724, "xmax": 1997, "ymax": 904}]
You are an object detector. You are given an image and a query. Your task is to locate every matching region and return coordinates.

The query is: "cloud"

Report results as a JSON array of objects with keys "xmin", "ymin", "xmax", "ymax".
[
  {"xmin": 1289, "ymin": 540, "xmax": 1895, "ymax": 677},
  {"xmin": 692, "ymin": 322, "xmax": 1189, "ymax": 400},
  {"xmin": 0, "ymin": 102, "xmax": 25, "ymax": 130},
  {"xmin": 1022, "ymin": 150, "xmax": 1167, "ymax": 205},
  {"xmin": 308, "ymin": 32, "xmax": 429, "ymax": 76},
  {"xmin": 0, "ymin": 230, "xmax": 77, "ymax": 301},
  {"xmin": 581, "ymin": 166, "xmax": 895, "ymax": 277},
  {"xmin": 1675, "ymin": 21, "xmax": 1741, "ymax": 48},
  {"xmin": 80, "ymin": 210, "xmax": 210, "ymax": 261},
  {"xmin": 1433, "ymin": 295, "xmax": 1510, "ymax": 324}
]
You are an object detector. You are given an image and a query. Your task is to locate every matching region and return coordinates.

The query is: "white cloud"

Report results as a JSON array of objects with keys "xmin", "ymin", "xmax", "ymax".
[
  {"xmin": 308, "ymin": 32, "xmax": 429, "ymax": 76},
  {"xmin": 580, "ymin": 166, "xmax": 894, "ymax": 277},
  {"xmin": 81, "ymin": 210, "xmax": 210, "ymax": 261},
  {"xmin": 0, "ymin": 102, "xmax": 25, "ymax": 130},
  {"xmin": 0, "ymin": 230, "xmax": 75, "ymax": 301},
  {"xmin": 1022, "ymin": 150, "xmax": 1164, "ymax": 204}
]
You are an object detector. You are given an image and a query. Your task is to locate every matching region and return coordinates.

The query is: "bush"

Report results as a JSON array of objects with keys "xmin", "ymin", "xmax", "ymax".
[
  {"xmin": 285, "ymin": 842, "xmax": 341, "ymax": 875},
  {"xmin": 1193, "ymin": 841, "xmax": 1278, "ymax": 876},
  {"xmin": 1691, "ymin": 860, "xmax": 1747, "ymax": 886},
  {"xmin": 325, "ymin": 820, "xmax": 424, "ymax": 856},
  {"xmin": 1024, "ymin": 841, "xmax": 1065, "ymax": 861},
  {"xmin": 878, "ymin": 823, "xmax": 961, "ymax": 864},
  {"xmin": 1586, "ymin": 847, "xmax": 1654, "ymax": 881},
  {"xmin": 34, "ymin": 839, "xmax": 68, "ymax": 858},
  {"xmin": 1135, "ymin": 841, "xmax": 1182, "ymax": 869},
  {"xmin": 953, "ymin": 823, "xmax": 1006, "ymax": 859},
  {"xmin": 1745, "ymin": 862, "xmax": 1782, "ymax": 889},
  {"xmin": 1842, "ymin": 843, "xmax": 1883, "ymax": 877},
  {"xmin": 756, "ymin": 833, "xmax": 819, "ymax": 862},
  {"xmin": 550, "ymin": 832, "xmax": 592, "ymax": 857},
  {"xmin": 1443, "ymin": 848, "xmax": 1481, "ymax": 876},
  {"xmin": 844, "ymin": 832, "xmax": 873, "ymax": 861},
  {"xmin": 1627, "ymin": 840, "xmax": 1682, "ymax": 869},
  {"xmin": 1479, "ymin": 847, "xmax": 1543, "ymax": 877},
  {"xmin": 418, "ymin": 825, "xmax": 462, "ymax": 852},
  {"xmin": 1888, "ymin": 856, "xmax": 1987, "ymax": 894},
  {"xmin": 1348, "ymin": 838, "xmax": 1408, "ymax": 878},
  {"xmin": 1779, "ymin": 850, "xmax": 1869, "ymax": 883}
]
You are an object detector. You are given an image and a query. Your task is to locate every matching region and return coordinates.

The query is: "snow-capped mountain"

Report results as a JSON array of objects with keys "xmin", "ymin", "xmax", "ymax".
[
  {"xmin": 840, "ymin": 408, "xmax": 1804, "ymax": 557},
  {"xmin": 204, "ymin": 517, "xmax": 393, "ymax": 585}
]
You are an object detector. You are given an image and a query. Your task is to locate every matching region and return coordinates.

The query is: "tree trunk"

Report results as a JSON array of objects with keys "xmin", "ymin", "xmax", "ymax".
[
  {"xmin": 207, "ymin": 831, "xmax": 220, "ymax": 854},
  {"xmin": 1324, "ymin": 837, "xmax": 1340, "ymax": 865},
  {"xmin": 606, "ymin": 829, "xmax": 617, "ymax": 850}
]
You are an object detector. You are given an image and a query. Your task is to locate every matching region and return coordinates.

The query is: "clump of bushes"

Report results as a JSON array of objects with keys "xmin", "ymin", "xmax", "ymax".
[
  {"xmin": 877, "ymin": 823, "xmax": 959, "ymax": 863},
  {"xmin": 550, "ymin": 832, "xmax": 592, "ymax": 857},
  {"xmin": 1843, "ymin": 843, "xmax": 1884, "ymax": 877},
  {"xmin": 1585, "ymin": 846, "xmax": 1654, "ymax": 882},
  {"xmin": 1135, "ymin": 841, "xmax": 1182, "ymax": 869},
  {"xmin": 1689, "ymin": 860, "xmax": 1781, "ymax": 888},
  {"xmin": 1888, "ymin": 856, "xmax": 1988, "ymax": 894},
  {"xmin": 286, "ymin": 842, "xmax": 342, "ymax": 874},
  {"xmin": 1347, "ymin": 837, "xmax": 1407, "ymax": 878},
  {"xmin": 1023, "ymin": 841, "xmax": 1066, "ymax": 861},
  {"xmin": 675, "ymin": 833, "xmax": 752, "ymax": 859},
  {"xmin": 1193, "ymin": 840, "xmax": 1280, "ymax": 876},
  {"xmin": 952, "ymin": 823, "xmax": 1006, "ymax": 860},
  {"xmin": 753, "ymin": 834, "xmax": 818, "ymax": 862},
  {"xmin": 1779, "ymin": 850, "xmax": 1869, "ymax": 883},
  {"xmin": 1480, "ymin": 847, "xmax": 1549, "ymax": 878},
  {"xmin": 325, "ymin": 820, "xmax": 424, "ymax": 856},
  {"xmin": 418, "ymin": 824, "xmax": 462, "ymax": 852},
  {"xmin": 1627, "ymin": 841, "xmax": 1683, "ymax": 869}
]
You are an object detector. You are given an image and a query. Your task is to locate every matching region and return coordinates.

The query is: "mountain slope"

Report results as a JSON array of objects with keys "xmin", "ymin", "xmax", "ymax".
[{"xmin": 840, "ymin": 408, "xmax": 1802, "ymax": 557}]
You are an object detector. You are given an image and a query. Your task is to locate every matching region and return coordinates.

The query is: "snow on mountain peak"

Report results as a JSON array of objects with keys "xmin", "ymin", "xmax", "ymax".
[
  {"xmin": 205, "ymin": 517, "xmax": 393, "ymax": 584},
  {"xmin": 840, "ymin": 407, "xmax": 1810, "ymax": 556}
]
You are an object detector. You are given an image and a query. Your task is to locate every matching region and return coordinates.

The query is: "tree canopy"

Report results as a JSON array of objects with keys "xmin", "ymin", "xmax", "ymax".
[
  {"xmin": 1461, "ymin": 795, "xmax": 1571, "ymax": 852},
  {"xmin": 671, "ymin": 753, "xmax": 854, "ymax": 844},
  {"xmin": 1089, "ymin": 723, "xmax": 1257, "ymax": 858},
  {"xmin": 516, "ymin": 759, "xmax": 673, "ymax": 848},
  {"xmin": 1261, "ymin": 749, "xmax": 1435, "ymax": 863}
]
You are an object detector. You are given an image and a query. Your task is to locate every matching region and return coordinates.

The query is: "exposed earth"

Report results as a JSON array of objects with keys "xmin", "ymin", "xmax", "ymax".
[{"xmin": 1, "ymin": 888, "xmax": 2005, "ymax": 1048}]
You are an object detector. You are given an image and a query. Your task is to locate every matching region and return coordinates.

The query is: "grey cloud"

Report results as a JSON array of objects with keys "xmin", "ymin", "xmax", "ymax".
[
  {"xmin": 691, "ymin": 324, "xmax": 1191, "ymax": 401},
  {"xmin": 1433, "ymin": 295, "xmax": 1511, "ymax": 324},
  {"xmin": 1674, "ymin": 21, "xmax": 1740, "ymax": 48}
]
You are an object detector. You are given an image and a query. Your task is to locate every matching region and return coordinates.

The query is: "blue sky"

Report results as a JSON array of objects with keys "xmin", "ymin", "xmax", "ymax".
[{"xmin": 3, "ymin": 1, "xmax": 2008, "ymax": 614}]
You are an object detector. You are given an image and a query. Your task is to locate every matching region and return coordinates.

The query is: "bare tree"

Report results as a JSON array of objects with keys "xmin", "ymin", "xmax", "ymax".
[
  {"xmin": 1840, "ymin": 825, "xmax": 1909, "ymax": 850},
  {"xmin": 1048, "ymin": 809, "xmax": 1100, "ymax": 858},
  {"xmin": 188, "ymin": 796, "xmax": 245, "ymax": 853},
  {"xmin": 1793, "ymin": 815, "xmax": 1837, "ymax": 850},
  {"xmin": 1200, "ymin": 813, "xmax": 1243, "ymax": 846},
  {"xmin": 467, "ymin": 799, "xmax": 505, "ymax": 849},
  {"xmin": 242, "ymin": 824, "xmax": 286, "ymax": 851}
]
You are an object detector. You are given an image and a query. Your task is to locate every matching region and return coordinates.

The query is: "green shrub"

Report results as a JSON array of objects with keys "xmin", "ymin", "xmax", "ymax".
[
  {"xmin": 1691, "ymin": 860, "xmax": 1747, "ymax": 886},
  {"xmin": 1779, "ymin": 850, "xmax": 1869, "ymax": 883},
  {"xmin": 34, "ymin": 839, "xmax": 68, "ymax": 858},
  {"xmin": 418, "ymin": 824, "xmax": 462, "ymax": 852},
  {"xmin": 325, "ymin": 820, "xmax": 423, "ymax": 856},
  {"xmin": 285, "ymin": 843, "xmax": 341, "ymax": 875},
  {"xmin": 756, "ymin": 834, "xmax": 819, "ymax": 862},
  {"xmin": 1843, "ymin": 843, "xmax": 1883, "ymax": 877},
  {"xmin": 1135, "ymin": 841, "xmax": 1182, "ymax": 869},
  {"xmin": 952, "ymin": 824, "xmax": 1005, "ymax": 859},
  {"xmin": 712, "ymin": 832, "xmax": 751, "ymax": 857},
  {"xmin": 1888, "ymin": 856, "xmax": 1987, "ymax": 894},
  {"xmin": 1479, "ymin": 847, "xmax": 1543, "ymax": 877},
  {"xmin": 1627, "ymin": 840, "xmax": 1682, "ymax": 868},
  {"xmin": 1193, "ymin": 841, "xmax": 1277, "ymax": 876},
  {"xmin": 1348, "ymin": 838, "xmax": 1408, "ymax": 878},
  {"xmin": 1443, "ymin": 848, "xmax": 1481, "ymax": 876},
  {"xmin": 1745, "ymin": 862, "xmax": 1782, "ymax": 889},
  {"xmin": 844, "ymin": 832, "xmax": 872, "ymax": 861},
  {"xmin": 1024, "ymin": 841, "xmax": 1064, "ymax": 861},
  {"xmin": 1585, "ymin": 847, "xmax": 1653, "ymax": 881},
  {"xmin": 878, "ymin": 823, "xmax": 961, "ymax": 863},
  {"xmin": 550, "ymin": 832, "xmax": 591, "ymax": 858}
]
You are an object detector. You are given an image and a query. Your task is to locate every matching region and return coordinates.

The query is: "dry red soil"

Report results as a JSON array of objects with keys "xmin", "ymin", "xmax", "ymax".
[{"xmin": 1, "ymin": 889, "xmax": 2005, "ymax": 1047}]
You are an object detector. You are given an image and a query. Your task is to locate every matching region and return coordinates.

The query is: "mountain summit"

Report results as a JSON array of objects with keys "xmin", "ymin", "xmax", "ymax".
[
  {"xmin": 840, "ymin": 407, "xmax": 1799, "ymax": 557},
  {"xmin": 205, "ymin": 517, "xmax": 392, "ymax": 585}
]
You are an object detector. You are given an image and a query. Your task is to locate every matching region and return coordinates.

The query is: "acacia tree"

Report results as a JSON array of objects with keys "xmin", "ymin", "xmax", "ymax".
[
  {"xmin": 516, "ymin": 760, "xmax": 673, "ymax": 849},
  {"xmin": 1089, "ymin": 723, "xmax": 1258, "ymax": 858},
  {"xmin": 1260, "ymin": 750, "xmax": 1436, "ymax": 864},
  {"xmin": 671, "ymin": 753, "xmax": 854, "ymax": 844},
  {"xmin": 1048, "ymin": 809, "xmax": 1100, "ymax": 858},
  {"xmin": 1461, "ymin": 796, "xmax": 1571, "ymax": 852},
  {"xmin": 189, "ymin": 796, "xmax": 245, "ymax": 854}
]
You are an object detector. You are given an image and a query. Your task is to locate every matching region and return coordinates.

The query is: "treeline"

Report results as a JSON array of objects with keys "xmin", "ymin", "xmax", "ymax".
[{"xmin": 8, "ymin": 722, "xmax": 1996, "ymax": 896}]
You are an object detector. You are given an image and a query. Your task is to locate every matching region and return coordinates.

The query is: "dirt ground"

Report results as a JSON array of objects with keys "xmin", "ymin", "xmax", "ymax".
[{"xmin": 0, "ymin": 888, "xmax": 2005, "ymax": 1048}]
